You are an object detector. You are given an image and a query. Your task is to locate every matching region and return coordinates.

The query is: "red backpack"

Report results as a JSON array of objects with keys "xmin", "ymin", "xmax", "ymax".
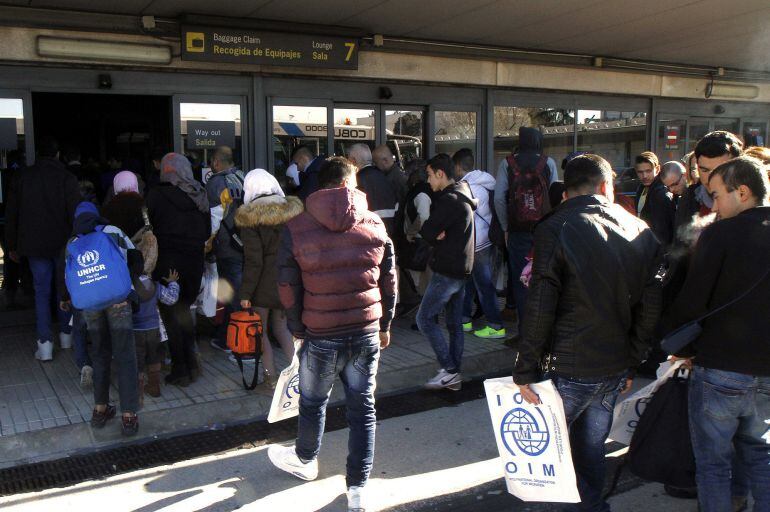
[
  {"xmin": 227, "ymin": 310, "xmax": 263, "ymax": 390},
  {"xmin": 506, "ymin": 154, "xmax": 552, "ymax": 232}
]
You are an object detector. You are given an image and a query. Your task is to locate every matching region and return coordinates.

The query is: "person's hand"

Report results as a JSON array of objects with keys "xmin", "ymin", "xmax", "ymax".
[
  {"xmin": 621, "ymin": 378, "xmax": 634, "ymax": 394},
  {"xmin": 669, "ymin": 355, "xmax": 694, "ymax": 370},
  {"xmin": 518, "ymin": 383, "xmax": 541, "ymax": 405},
  {"xmin": 379, "ymin": 331, "xmax": 390, "ymax": 349},
  {"xmin": 59, "ymin": 300, "xmax": 72, "ymax": 312},
  {"xmin": 9, "ymin": 251, "xmax": 19, "ymax": 263},
  {"xmin": 240, "ymin": 299, "xmax": 251, "ymax": 310},
  {"xmin": 166, "ymin": 269, "xmax": 179, "ymax": 283},
  {"xmin": 436, "ymin": 231, "xmax": 446, "ymax": 241}
]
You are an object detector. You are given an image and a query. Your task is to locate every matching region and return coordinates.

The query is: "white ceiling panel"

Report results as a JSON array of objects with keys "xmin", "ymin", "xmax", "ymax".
[{"xmin": 252, "ymin": 0, "xmax": 383, "ymax": 26}]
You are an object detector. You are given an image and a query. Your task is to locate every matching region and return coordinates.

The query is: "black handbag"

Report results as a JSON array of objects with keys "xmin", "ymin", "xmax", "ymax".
[
  {"xmin": 401, "ymin": 238, "xmax": 433, "ymax": 272},
  {"xmin": 661, "ymin": 266, "xmax": 770, "ymax": 354},
  {"xmin": 628, "ymin": 370, "xmax": 696, "ymax": 488}
]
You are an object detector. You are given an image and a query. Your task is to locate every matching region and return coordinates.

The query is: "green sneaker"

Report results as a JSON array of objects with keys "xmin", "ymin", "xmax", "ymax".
[
  {"xmin": 462, "ymin": 322, "xmax": 473, "ymax": 332},
  {"xmin": 474, "ymin": 326, "xmax": 506, "ymax": 339}
]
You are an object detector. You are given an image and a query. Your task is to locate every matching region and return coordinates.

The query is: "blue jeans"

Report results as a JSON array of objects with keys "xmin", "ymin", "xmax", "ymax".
[
  {"xmin": 215, "ymin": 256, "xmax": 243, "ymax": 346},
  {"xmin": 71, "ymin": 310, "xmax": 91, "ymax": 369},
  {"xmin": 462, "ymin": 246, "xmax": 503, "ymax": 329},
  {"xmin": 28, "ymin": 256, "xmax": 71, "ymax": 343},
  {"xmin": 689, "ymin": 366, "xmax": 770, "ymax": 512},
  {"xmin": 416, "ymin": 272, "xmax": 466, "ymax": 373},
  {"xmin": 552, "ymin": 371, "xmax": 627, "ymax": 512},
  {"xmin": 295, "ymin": 333, "xmax": 380, "ymax": 488},
  {"xmin": 506, "ymin": 232, "xmax": 533, "ymax": 332},
  {"xmin": 84, "ymin": 302, "xmax": 139, "ymax": 413}
]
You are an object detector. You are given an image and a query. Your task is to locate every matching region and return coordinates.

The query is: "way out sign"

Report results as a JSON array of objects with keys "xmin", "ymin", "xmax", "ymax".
[
  {"xmin": 186, "ymin": 120, "xmax": 235, "ymax": 149},
  {"xmin": 484, "ymin": 377, "xmax": 580, "ymax": 503}
]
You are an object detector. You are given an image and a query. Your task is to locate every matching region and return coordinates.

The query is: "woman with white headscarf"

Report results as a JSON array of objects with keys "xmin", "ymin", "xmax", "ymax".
[{"xmin": 235, "ymin": 169, "xmax": 303, "ymax": 387}]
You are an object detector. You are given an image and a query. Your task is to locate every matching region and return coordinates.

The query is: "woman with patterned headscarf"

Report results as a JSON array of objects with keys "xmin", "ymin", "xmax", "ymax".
[{"xmin": 145, "ymin": 153, "xmax": 211, "ymax": 387}]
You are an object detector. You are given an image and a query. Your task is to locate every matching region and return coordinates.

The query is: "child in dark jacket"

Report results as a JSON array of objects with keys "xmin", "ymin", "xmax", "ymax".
[{"xmin": 128, "ymin": 251, "xmax": 180, "ymax": 400}]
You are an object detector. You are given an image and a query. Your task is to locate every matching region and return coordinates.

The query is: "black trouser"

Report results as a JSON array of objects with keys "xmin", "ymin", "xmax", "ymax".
[{"xmin": 159, "ymin": 300, "xmax": 198, "ymax": 378}]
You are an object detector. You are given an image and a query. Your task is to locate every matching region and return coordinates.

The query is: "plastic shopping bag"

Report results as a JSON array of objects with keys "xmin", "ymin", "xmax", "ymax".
[
  {"xmin": 608, "ymin": 359, "xmax": 685, "ymax": 446},
  {"xmin": 195, "ymin": 261, "xmax": 218, "ymax": 318},
  {"xmin": 484, "ymin": 377, "xmax": 581, "ymax": 503},
  {"xmin": 267, "ymin": 341, "xmax": 303, "ymax": 423}
]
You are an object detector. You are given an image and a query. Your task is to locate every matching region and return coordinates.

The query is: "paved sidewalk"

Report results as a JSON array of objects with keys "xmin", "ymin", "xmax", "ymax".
[
  {"xmin": 0, "ymin": 309, "xmax": 517, "ymax": 468},
  {"xmin": 0, "ymin": 398, "xmax": 697, "ymax": 512}
]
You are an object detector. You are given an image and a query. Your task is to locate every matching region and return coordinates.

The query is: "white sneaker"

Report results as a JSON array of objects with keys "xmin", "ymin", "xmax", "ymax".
[
  {"xmin": 80, "ymin": 365, "xmax": 93, "ymax": 387},
  {"xmin": 35, "ymin": 340, "xmax": 53, "ymax": 361},
  {"xmin": 59, "ymin": 332, "xmax": 73, "ymax": 349},
  {"xmin": 347, "ymin": 486, "xmax": 368, "ymax": 512},
  {"xmin": 424, "ymin": 369, "xmax": 461, "ymax": 391},
  {"xmin": 267, "ymin": 444, "xmax": 318, "ymax": 481}
]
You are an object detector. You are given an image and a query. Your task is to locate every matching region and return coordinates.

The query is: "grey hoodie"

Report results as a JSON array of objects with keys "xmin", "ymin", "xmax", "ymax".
[{"xmin": 461, "ymin": 170, "xmax": 496, "ymax": 251}]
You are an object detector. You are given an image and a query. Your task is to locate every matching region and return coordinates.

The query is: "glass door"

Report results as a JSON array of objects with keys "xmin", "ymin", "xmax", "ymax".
[
  {"xmin": 269, "ymin": 98, "xmax": 333, "ymax": 179},
  {"xmin": 173, "ymin": 95, "xmax": 248, "ymax": 183},
  {"xmin": 656, "ymin": 115, "xmax": 740, "ymax": 162},
  {"xmin": 0, "ymin": 92, "xmax": 33, "ymax": 205}
]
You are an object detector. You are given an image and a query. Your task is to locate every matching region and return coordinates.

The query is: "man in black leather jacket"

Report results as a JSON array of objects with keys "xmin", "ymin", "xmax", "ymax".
[{"xmin": 514, "ymin": 154, "xmax": 662, "ymax": 512}]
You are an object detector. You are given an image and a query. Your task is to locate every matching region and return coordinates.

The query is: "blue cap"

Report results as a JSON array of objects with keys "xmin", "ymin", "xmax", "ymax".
[{"xmin": 74, "ymin": 201, "xmax": 99, "ymax": 218}]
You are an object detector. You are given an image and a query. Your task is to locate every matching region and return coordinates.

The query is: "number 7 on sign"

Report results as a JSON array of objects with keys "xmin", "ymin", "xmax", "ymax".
[{"xmin": 344, "ymin": 42, "xmax": 356, "ymax": 62}]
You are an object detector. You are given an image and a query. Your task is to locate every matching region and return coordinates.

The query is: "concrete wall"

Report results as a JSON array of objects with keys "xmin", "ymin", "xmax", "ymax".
[{"xmin": 1, "ymin": 26, "xmax": 769, "ymax": 103}]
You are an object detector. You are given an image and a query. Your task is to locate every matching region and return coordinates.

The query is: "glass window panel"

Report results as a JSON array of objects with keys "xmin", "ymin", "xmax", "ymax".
[
  {"xmin": 743, "ymin": 121, "xmax": 767, "ymax": 147},
  {"xmin": 494, "ymin": 107, "xmax": 574, "ymax": 179},
  {"xmin": 180, "ymin": 102, "xmax": 242, "ymax": 181},
  {"xmin": 333, "ymin": 107, "xmax": 375, "ymax": 157},
  {"xmin": 687, "ymin": 119, "xmax": 710, "ymax": 154},
  {"xmin": 434, "ymin": 111, "xmax": 477, "ymax": 158},
  {"xmin": 272, "ymin": 105, "xmax": 328, "ymax": 177},
  {"xmin": 713, "ymin": 119, "xmax": 739, "ymax": 136},
  {"xmin": 577, "ymin": 110, "xmax": 647, "ymax": 171},
  {"xmin": 657, "ymin": 118, "xmax": 687, "ymax": 163},
  {"xmin": 1, "ymin": 98, "xmax": 25, "ymax": 205},
  {"xmin": 386, "ymin": 109, "xmax": 424, "ymax": 167}
]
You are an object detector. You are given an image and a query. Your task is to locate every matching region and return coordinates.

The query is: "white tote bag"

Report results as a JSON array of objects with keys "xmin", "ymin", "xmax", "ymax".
[
  {"xmin": 484, "ymin": 377, "xmax": 581, "ymax": 503},
  {"xmin": 609, "ymin": 359, "xmax": 686, "ymax": 446},
  {"xmin": 267, "ymin": 341, "xmax": 303, "ymax": 423},
  {"xmin": 195, "ymin": 261, "xmax": 218, "ymax": 318}
]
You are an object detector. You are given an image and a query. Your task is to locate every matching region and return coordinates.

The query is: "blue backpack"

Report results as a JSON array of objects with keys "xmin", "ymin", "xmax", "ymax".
[{"xmin": 65, "ymin": 227, "xmax": 132, "ymax": 311}]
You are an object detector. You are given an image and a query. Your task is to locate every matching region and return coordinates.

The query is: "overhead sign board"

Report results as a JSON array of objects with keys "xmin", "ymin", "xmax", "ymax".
[
  {"xmin": 186, "ymin": 121, "xmax": 235, "ymax": 149},
  {"xmin": 181, "ymin": 26, "xmax": 359, "ymax": 70}
]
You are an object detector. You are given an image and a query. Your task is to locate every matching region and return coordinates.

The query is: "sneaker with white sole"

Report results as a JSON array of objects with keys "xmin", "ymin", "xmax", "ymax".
[
  {"xmin": 35, "ymin": 340, "xmax": 53, "ymax": 361},
  {"xmin": 473, "ymin": 326, "xmax": 506, "ymax": 339},
  {"xmin": 424, "ymin": 369, "xmax": 461, "ymax": 391},
  {"xmin": 59, "ymin": 332, "xmax": 73, "ymax": 349},
  {"xmin": 267, "ymin": 444, "xmax": 318, "ymax": 481},
  {"xmin": 80, "ymin": 365, "xmax": 93, "ymax": 387},
  {"xmin": 347, "ymin": 486, "xmax": 368, "ymax": 512},
  {"xmin": 462, "ymin": 322, "xmax": 473, "ymax": 332}
]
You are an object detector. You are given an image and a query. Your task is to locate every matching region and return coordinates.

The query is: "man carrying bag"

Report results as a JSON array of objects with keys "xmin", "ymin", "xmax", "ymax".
[{"xmin": 513, "ymin": 155, "xmax": 662, "ymax": 512}]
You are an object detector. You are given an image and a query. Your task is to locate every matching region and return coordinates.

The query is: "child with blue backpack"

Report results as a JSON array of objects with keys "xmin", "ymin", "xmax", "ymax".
[
  {"xmin": 127, "ymin": 250, "xmax": 180, "ymax": 402},
  {"xmin": 62, "ymin": 201, "xmax": 140, "ymax": 436}
]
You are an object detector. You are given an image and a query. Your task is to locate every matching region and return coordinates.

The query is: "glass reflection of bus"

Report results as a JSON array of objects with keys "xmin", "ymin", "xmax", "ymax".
[{"xmin": 273, "ymin": 122, "xmax": 422, "ymax": 175}]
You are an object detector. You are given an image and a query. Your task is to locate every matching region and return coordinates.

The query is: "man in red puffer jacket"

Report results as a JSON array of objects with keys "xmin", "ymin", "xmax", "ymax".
[{"xmin": 270, "ymin": 156, "xmax": 396, "ymax": 512}]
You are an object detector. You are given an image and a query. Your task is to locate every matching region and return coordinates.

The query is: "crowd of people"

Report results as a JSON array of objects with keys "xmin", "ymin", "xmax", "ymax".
[{"xmin": 2, "ymin": 126, "xmax": 768, "ymax": 512}]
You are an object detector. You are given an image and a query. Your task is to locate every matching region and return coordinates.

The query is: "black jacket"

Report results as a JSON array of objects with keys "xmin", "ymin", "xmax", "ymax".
[
  {"xmin": 420, "ymin": 181, "xmax": 477, "ymax": 279},
  {"xmin": 663, "ymin": 207, "xmax": 770, "ymax": 377},
  {"xmin": 513, "ymin": 195, "xmax": 662, "ymax": 384},
  {"xmin": 297, "ymin": 156, "xmax": 324, "ymax": 203},
  {"xmin": 357, "ymin": 164, "xmax": 399, "ymax": 237},
  {"xmin": 635, "ymin": 176, "xmax": 676, "ymax": 247},
  {"xmin": 6, "ymin": 157, "xmax": 81, "ymax": 258}
]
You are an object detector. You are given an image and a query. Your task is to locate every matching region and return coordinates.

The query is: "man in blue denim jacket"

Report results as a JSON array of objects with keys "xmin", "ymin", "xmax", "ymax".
[{"xmin": 665, "ymin": 155, "xmax": 770, "ymax": 512}]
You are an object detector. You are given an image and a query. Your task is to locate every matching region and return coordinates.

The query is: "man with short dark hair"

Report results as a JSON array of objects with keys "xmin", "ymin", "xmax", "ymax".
[
  {"xmin": 514, "ymin": 154, "xmax": 662, "ymax": 512},
  {"xmin": 635, "ymin": 151, "xmax": 676, "ymax": 246},
  {"xmin": 292, "ymin": 145, "xmax": 324, "ymax": 202},
  {"xmin": 205, "ymin": 145, "xmax": 245, "ymax": 354},
  {"xmin": 664, "ymin": 155, "xmax": 770, "ymax": 512},
  {"xmin": 6, "ymin": 136, "xmax": 82, "ymax": 361},
  {"xmin": 417, "ymin": 153, "xmax": 477, "ymax": 391},
  {"xmin": 270, "ymin": 156, "xmax": 396, "ymax": 512}
]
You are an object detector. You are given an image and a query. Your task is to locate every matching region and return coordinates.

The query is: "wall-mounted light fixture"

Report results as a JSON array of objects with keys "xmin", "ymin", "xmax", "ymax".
[
  {"xmin": 37, "ymin": 36, "xmax": 172, "ymax": 65},
  {"xmin": 705, "ymin": 79, "xmax": 759, "ymax": 100}
]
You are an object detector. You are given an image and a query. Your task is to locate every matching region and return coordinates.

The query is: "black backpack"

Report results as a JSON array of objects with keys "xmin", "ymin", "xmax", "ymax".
[{"xmin": 627, "ymin": 371, "xmax": 696, "ymax": 488}]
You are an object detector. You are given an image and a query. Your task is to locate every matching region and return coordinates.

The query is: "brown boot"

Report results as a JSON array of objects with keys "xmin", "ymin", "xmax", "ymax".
[{"xmin": 146, "ymin": 364, "xmax": 161, "ymax": 397}]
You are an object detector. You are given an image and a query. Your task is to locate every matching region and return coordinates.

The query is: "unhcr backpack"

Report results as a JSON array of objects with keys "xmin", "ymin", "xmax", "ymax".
[
  {"xmin": 506, "ymin": 154, "xmax": 551, "ymax": 232},
  {"xmin": 227, "ymin": 309, "xmax": 263, "ymax": 390},
  {"xmin": 65, "ymin": 227, "xmax": 132, "ymax": 311}
]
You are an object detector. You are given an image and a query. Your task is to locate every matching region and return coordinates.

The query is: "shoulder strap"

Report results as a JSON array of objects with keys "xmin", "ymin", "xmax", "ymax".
[
  {"xmin": 696, "ymin": 266, "xmax": 770, "ymax": 323},
  {"xmin": 234, "ymin": 354, "xmax": 260, "ymax": 390}
]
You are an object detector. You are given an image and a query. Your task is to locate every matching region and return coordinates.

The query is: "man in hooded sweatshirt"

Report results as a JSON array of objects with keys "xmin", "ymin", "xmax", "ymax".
[
  {"xmin": 417, "ymin": 153, "xmax": 477, "ymax": 391},
  {"xmin": 452, "ymin": 148, "xmax": 505, "ymax": 339},
  {"xmin": 270, "ymin": 156, "xmax": 396, "ymax": 512},
  {"xmin": 494, "ymin": 127, "xmax": 558, "ymax": 343}
]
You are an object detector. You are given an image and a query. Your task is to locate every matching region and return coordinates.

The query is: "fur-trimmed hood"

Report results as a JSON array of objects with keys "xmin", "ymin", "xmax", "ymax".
[{"xmin": 235, "ymin": 195, "xmax": 304, "ymax": 228}]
